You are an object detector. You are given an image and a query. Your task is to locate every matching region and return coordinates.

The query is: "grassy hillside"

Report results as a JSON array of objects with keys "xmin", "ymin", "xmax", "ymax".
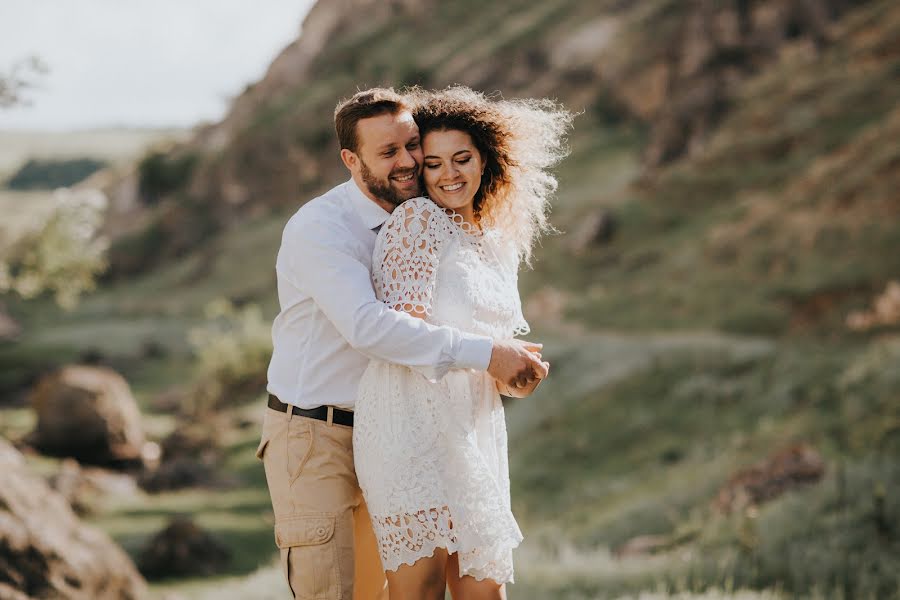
[
  {"xmin": 533, "ymin": 1, "xmax": 900, "ymax": 337},
  {"xmin": 2, "ymin": 1, "xmax": 898, "ymax": 599}
]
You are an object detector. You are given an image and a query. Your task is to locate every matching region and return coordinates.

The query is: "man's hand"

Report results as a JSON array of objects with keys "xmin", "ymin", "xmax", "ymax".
[
  {"xmin": 487, "ymin": 339, "xmax": 549, "ymax": 391},
  {"xmin": 497, "ymin": 376, "xmax": 544, "ymax": 398}
]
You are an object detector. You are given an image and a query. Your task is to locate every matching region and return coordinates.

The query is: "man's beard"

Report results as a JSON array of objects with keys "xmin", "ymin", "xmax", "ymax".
[{"xmin": 359, "ymin": 158, "xmax": 421, "ymax": 207}]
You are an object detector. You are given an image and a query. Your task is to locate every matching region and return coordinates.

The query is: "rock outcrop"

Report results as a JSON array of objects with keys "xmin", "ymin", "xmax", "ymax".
[
  {"xmin": 607, "ymin": 0, "xmax": 864, "ymax": 167},
  {"xmin": 138, "ymin": 424, "xmax": 221, "ymax": 492},
  {"xmin": 137, "ymin": 516, "xmax": 231, "ymax": 580},
  {"xmin": 47, "ymin": 458, "xmax": 140, "ymax": 515},
  {"xmin": 97, "ymin": 0, "xmax": 879, "ymax": 270},
  {"xmin": 28, "ymin": 365, "xmax": 146, "ymax": 466},
  {"xmin": 0, "ymin": 437, "xmax": 148, "ymax": 599},
  {"xmin": 714, "ymin": 443, "xmax": 826, "ymax": 513}
]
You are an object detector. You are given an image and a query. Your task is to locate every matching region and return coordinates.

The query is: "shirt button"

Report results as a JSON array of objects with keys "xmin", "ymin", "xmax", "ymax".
[{"xmin": 316, "ymin": 527, "xmax": 327, "ymax": 537}]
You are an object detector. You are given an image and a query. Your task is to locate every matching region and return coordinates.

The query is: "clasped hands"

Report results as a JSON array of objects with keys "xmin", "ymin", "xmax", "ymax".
[{"xmin": 487, "ymin": 339, "xmax": 549, "ymax": 399}]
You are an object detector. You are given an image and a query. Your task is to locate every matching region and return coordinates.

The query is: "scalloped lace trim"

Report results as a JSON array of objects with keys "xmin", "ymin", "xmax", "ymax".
[{"xmin": 371, "ymin": 506, "xmax": 520, "ymax": 584}]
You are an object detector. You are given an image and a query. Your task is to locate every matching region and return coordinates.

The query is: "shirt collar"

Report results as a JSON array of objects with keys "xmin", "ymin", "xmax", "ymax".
[{"xmin": 345, "ymin": 178, "xmax": 391, "ymax": 230}]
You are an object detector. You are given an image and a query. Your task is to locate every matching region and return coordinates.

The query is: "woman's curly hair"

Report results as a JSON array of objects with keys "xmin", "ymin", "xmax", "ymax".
[{"xmin": 408, "ymin": 85, "xmax": 573, "ymax": 264}]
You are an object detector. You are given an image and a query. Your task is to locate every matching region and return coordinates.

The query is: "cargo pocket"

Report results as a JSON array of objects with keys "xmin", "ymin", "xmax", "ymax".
[{"xmin": 275, "ymin": 514, "xmax": 339, "ymax": 599}]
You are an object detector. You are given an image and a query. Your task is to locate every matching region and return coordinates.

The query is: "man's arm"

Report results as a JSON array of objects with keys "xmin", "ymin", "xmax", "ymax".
[
  {"xmin": 281, "ymin": 218, "xmax": 484, "ymax": 380},
  {"xmin": 280, "ymin": 217, "xmax": 543, "ymax": 384}
]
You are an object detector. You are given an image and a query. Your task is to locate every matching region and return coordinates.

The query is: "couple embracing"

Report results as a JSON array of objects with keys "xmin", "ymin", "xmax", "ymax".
[{"xmin": 258, "ymin": 85, "xmax": 571, "ymax": 599}]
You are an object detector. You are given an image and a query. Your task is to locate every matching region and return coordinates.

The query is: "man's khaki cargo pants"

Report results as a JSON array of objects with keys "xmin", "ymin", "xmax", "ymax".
[{"xmin": 257, "ymin": 405, "xmax": 389, "ymax": 599}]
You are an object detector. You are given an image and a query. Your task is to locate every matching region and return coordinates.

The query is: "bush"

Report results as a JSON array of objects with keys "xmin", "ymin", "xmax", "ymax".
[
  {"xmin": 138, "ymin": 150, "xmax": 197, "ymax": 205},
  {"xmin": 694, "ymin": 458, "xmax": 900, "ymax": 599},
  {"xmin": 105, "ymin": 195, "xmax": 221, "ymax": 280},
  {"xmin": 104, "ymin": 218, "xmax": 167, "ymax": 279},
  {"xmin": 187, "ymin": 299, "xmax": 272, "ymax": 414},
  {"xmin": 0, "ymin": 187, "xmax": 108, "ymax": 309}
]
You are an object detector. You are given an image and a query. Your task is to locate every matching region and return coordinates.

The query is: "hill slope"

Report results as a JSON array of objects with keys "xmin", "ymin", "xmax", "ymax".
[{"xmin": 3, "ymin": 1, "xmax": 899, "ymax": 598}]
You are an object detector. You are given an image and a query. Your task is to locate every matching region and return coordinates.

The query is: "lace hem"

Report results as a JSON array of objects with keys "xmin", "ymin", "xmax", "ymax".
[{"xmin": 372, "ymin": 506, "xmax": 521, "ymax": 584}]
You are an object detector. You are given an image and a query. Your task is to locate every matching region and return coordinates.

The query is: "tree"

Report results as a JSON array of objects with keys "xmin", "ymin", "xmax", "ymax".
[
  {"xmin": 0, "ymin": 55, "xmax": 49, "ymax": 108},
  {"xmin": 0, "ymin": 55, "xmax": 109, "ymax": 311},
  {"xmin": 0, "ymin": 188, "xmax": 109, "ymax": 310}
]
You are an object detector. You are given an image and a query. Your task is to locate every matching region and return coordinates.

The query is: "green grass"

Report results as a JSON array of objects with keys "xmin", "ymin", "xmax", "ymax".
[{"xmin": 505, "ymin": 335, "xmax": 900, "ymax": 598}]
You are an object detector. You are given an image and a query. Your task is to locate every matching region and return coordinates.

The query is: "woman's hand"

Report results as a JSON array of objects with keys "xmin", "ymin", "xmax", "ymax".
[
  {"xmin": 495, "ymin": 356, "xmax": 548, "ymax": 398},
  {"xmin": 497, "ymin": 376, "xmax": 543, "ymax": 398}
]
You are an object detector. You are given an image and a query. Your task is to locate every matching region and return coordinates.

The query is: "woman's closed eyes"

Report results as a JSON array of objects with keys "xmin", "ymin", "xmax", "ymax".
[{"xmin": 425, "ymin": 156, "xmax": 472, "ymax": 169}]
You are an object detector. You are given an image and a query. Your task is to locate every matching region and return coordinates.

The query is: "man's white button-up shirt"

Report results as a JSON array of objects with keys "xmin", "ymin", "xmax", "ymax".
[{"xmin": 266, "ymin": 178, "xmax": 494, "ymax": 410}]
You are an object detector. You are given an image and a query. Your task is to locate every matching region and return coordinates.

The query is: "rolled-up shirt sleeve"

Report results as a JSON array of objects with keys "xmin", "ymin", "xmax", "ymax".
[{"xmin": 278, "ymin": 216, "xmax": 492, "ymax": 381}]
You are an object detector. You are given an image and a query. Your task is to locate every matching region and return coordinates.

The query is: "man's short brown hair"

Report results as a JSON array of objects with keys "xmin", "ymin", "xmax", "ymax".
[{"xmin": 334, "ymin": 88, "xmax": 410, "ymax": 153}]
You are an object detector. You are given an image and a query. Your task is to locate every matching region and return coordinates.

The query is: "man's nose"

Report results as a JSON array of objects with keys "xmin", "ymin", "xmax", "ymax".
[{"xmin": 397, "ymin": 147, "xmax": 417, "ymax": 169}]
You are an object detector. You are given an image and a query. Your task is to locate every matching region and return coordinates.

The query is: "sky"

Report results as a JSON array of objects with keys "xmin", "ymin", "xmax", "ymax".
[{"xmin": 0, "ymin": 0, "xmax": 315, "ymax": 131}]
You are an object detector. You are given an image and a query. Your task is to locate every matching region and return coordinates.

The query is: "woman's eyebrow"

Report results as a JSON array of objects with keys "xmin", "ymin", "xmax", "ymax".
[{"xmin": 424, "ymin": 150, "xmax": 473, "ymax": 160}]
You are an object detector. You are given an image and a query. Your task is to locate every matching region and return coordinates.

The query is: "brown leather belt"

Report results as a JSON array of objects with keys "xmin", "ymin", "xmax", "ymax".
[{"xmin": 268, "ymin": 394, "xmax": 354, "ymax": 427}]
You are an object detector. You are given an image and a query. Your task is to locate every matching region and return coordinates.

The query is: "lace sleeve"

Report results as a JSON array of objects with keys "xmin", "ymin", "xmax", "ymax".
[
  {"xmin": 510, "ymin": 264, "xmax": 530, "ymax": 337},
  {"xmin": 494, "ymin": 233, "xmax": 530, "ymax": 337},
  {"xmin": 374, "ymin": 198, "xmax": 447, "ymax": 317}
]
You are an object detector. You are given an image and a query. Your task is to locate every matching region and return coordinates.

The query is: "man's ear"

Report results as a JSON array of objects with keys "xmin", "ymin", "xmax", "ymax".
[{"xmin": 340, "ymin": 148, "xmax": 358, "ymax": 171}]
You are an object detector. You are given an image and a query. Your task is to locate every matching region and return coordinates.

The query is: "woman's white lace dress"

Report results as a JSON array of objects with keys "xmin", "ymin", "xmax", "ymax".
[{"xmin": 354, "ymin": 196, "xmax": 529, "ymax": 584}]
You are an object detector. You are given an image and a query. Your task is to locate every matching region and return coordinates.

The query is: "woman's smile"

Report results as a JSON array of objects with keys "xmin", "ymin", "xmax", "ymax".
[
  {"xmin": 439, "ymin": 182, "xmax": 465, "ymax": 193},
  {"xmin": 422, "ymin": 128, "xmax": 485, "ymax": 224}
]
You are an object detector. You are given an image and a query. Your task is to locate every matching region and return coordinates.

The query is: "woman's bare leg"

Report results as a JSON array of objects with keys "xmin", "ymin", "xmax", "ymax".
[
  {"xmin": 385, "ymin": 547, "xmax": 449, "ymax": 600},
  {"xmin": 446, "ymin": 552, "xmax": 507, "ymax": 600}
]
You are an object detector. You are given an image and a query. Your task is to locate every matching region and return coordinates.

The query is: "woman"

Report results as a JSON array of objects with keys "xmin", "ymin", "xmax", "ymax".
[{"xmin": 354, "ymin": 86, "xmax": 571, "ymax": 599}]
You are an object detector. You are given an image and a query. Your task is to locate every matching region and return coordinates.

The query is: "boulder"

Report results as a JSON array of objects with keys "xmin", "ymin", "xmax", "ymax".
[
  {"xmin": 48, "ymin": 458, "xmax": 140, "ymax": 515},
  {"xmin": 0, "ymin": 437, "xmax": 148, "ymax": 599},
  {"xmin": 138, "ymin": 424, "xmax": 221, "ymax": 492},
  {"xmin": 28, "ymin": 365, "xmax": 146, "ymax": 466},
  {"xmin": 846, "ymin": 280, "xmax": 900, "ymax": 331},
  {"xmin": 137, "ymin": 516, "xmax": 231, "ymax": 580},
  {"xmin": 714, "ymin": 443, "xmax": 826, "ymax": 513}
]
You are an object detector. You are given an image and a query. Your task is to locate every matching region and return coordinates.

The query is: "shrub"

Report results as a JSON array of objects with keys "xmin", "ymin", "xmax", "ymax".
[
  {"xmin": 694, "ymin": 458, "xmax": 900, "ymax": 599},
  {"xmin": 137, "ymin": 150, "xmax": 197, "ymax": 205},
  {"xmin": 103, "ymin": 218, "xmax": 167, "ymax": 279},
  {"xmin": 0, "ymin": 187, "xmax": 108, "ymax": 309},
  {"xmin": 187, "ymin": 299, "xmax": 272, "ymax": 414}
]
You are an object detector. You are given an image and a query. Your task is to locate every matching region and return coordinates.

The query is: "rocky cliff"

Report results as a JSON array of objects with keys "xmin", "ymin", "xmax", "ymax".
[{"xmin": 103, "ymin": 0, "xmax": 878, "ymax": 270}]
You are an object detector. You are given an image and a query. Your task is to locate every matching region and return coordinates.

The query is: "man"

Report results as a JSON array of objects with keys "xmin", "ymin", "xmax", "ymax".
[{"xmin": 257, "ymin": 88, "xmax": 548, "ymax": 600}]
